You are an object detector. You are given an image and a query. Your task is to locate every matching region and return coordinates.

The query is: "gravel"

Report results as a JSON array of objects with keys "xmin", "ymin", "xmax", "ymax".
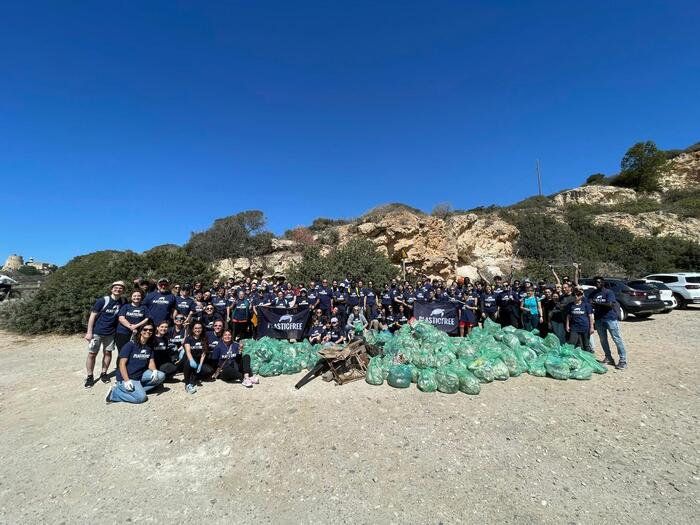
[{"xmin": 0, "ymin": 308, "xmax": 698, "ymax": 524}]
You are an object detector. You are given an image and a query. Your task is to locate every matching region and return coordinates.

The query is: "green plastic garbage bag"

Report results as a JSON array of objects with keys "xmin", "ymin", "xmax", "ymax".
[
  {"xmin": 502, "ymin": 333, "xmax": 520, "ymax": 350},
  {"xmin": 484, "ymin": 318, "xmax": 501, "ymax": 334},
  {"xmin": 490, "ymin": 358, "xmax": 510, "ymax": 380},
  {"xmin": 544, "ymin": 354, "xmax": 569, "ymax": 380},
  {"xmin": 500, "ymin": 348, "xmax": 527, "ymax": 377},
  {"xmin": 365, "ymin": 356, "xmax": 384, "ymax": 385},
  {"xmin": 436, "ymin": 366, "xmax": 460, "ymax": 394},
  {"xmin": 417, "ymin": 368, "xmax": 438, "ymax": 392},
  {"xmin": 458, "ymin": 370, "xmax": 481, "ymax": 395},
  {"xmin": 573, "ymin": 350, "xmax": 608, "ymax": 374},
  {"xmin": 410, "ymin": 364, "xmax": 420, "ymax": 383},
  {"xmin": 544, "ymin": 333, "xmax": 561, "ymax": 349},
  {"xmin": 258, "ymin": 360, "xmax": 284, "ymax": 377},
  {"xmin": 468, "ymin": 357, "xmax": 495, "ymax": 383},
  {"xmin": 387, "ymin": 364, "xmax": 413, "ymax": 388},
  {"xmin": 570, "ymin": 363, "xmax": 593, "ymax": 380},
  {"xmin": 527, "ymin": 354, "xmax": 547, "ymax": 377}
]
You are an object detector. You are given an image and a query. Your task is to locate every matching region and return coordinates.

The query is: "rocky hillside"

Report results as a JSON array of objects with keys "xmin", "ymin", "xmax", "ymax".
[{"xmin": 216, "ymin": 148, "xmax": 700, "ymax": 280}]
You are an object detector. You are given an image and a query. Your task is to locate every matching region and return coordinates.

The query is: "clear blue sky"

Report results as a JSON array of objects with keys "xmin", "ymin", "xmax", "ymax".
[{"xmin": 2, "ymin": 1, "xmax": 699, "ymax": 266}]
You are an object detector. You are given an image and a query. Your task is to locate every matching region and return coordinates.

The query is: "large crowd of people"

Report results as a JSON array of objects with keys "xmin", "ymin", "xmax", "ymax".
[{"xmin": 84, "ymin": 265, "xmax": 628, "ymax": 404}]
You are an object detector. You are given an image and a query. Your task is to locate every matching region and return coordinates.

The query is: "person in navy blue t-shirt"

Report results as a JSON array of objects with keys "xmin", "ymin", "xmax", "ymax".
[
  {"xmin": 85, "ymin": 280, "xmax": 126, "ymax": 388},
  {"xmin": 317, "ymin": 279, "xmax": 333, "ymax": 316},
  {"xmin": 174, "ymin": 285, "xmax": 196, "ymax": 324},
  {"xmin": 115, "ymin": 289, "xmax": 150, "ymax": 353},
  {"xmin": 480, "ymin": 284, "xmax": 499, "ymax": 322},
  {"xmin": 211, "ymin": 330, "xmax": 257, "ymax": 386},
  {"xmin": 588, "ymin": 277, "xmax": 627, "ymax": 369},
  {"xmin": 105, "ymin": 323, "xmax": 165, "ymax": 404},
  {"xmin": 565, "ymin": 289, "xmax": 594, "ymax": 353},
  {"xmin": 144, "ymin": 278, "xmax": 176, "ymax": 325}
]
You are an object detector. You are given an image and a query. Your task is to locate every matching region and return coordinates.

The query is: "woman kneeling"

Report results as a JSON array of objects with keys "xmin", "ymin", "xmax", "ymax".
[{"xmin": 106, "ymin": 323, "xmax": 165, "ymax": 404}]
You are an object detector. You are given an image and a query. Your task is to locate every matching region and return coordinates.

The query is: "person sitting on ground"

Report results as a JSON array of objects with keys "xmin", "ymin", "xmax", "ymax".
[
  {"xmin": 106, "ymin": 323, "xmax": 166, "ymax": 404},
  {"xmin": 182, "ymin": 321, "xmax": 213, "ymax": 394},
  {"xmin": 345, "ymin": 305, "xmax": 368, "ymax": 334},
  {"xmin": 324, "ymin": 317, "xmax": 346, "ymax": 345},
  {"xmin": 308, "ymin": 318, "xmax": 326, "ymax": 344},
  {"xmin": 565, "ymin": 288, "xmax": 594, "ymax": 353},
  {"xmin": 85, "ymin": 280, "xmax": 125, "ymax": 387},
  {"xmin": 151, "ymin": 320, "xmax": 179, "ymax": 379},
  {"xmin": 211, "ymin": 330, "xmax": 258, "ymax": 387}
]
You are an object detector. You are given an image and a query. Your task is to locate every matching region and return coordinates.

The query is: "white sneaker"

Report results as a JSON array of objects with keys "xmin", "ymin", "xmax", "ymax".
[
  {"xmin": 248, "ymin": 375, "xmax": 260, "ymax": 384},
  {"xmin": 242, "ymin": 378, "xmax": 253, "ymax": 388}
]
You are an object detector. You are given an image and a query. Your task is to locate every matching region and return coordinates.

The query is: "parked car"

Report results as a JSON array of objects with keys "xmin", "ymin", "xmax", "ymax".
[
  {"xmin": 643, "ymin": 273, "xmax": 700, "ymax": 309},
  {"xmin": 579, "ymin": 277, "xmax": 667, "ymax": 321},
  {"xmin": 627, "ymin": 279, "xmax": 677, "ymax": 313}
]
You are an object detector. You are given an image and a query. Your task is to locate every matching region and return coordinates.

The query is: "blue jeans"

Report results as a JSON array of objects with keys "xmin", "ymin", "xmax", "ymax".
[
  {"xmin": 109, "ymin": 370, "xmax": 165, "ymax": 403},
  {"xmin": 595, "ymin": 319, "xmax": 627, "ymax": 362}
]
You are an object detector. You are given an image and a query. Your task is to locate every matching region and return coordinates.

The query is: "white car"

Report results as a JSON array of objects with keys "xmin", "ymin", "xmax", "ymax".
[
  {"xmin": 627, "ymin": 279, "xmax": 677, "ymax": 313},
  {"xmin": 644, "ymin": 273, "xmax": 700, "ymax": 309}
]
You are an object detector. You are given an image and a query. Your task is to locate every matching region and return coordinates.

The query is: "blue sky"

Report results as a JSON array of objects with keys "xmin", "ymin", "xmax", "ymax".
[{"xmin": 2, "ymin": 1, "xmax": 698, "ymax": 266}]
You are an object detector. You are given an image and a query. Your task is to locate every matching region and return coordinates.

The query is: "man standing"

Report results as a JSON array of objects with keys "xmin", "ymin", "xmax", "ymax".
[
  {"xmin": 144, "ymin": 278, "xmax": 177, "ymax": 326},
  {"xmin": 84, "ymin": 281, "xmax": 125, "ymax": 387},
  {"xmin": 589, "ymin": 276, "xmax": 627, "ymax": 369}
]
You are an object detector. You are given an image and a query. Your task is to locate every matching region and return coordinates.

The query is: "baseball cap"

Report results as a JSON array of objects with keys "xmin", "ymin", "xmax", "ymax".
[
  {"xmin": 157, "ymin": 277, "xmax": 170, "ymax": 284},
  {"xmin": 331, "ymin": 317, "xmax": 338, "ymax": 323}
]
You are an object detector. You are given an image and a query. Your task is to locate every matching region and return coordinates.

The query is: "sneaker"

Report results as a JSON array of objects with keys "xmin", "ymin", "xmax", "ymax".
[
  {"xmin": 600, "ymin": 357, "xmax": 616, "ymax": 366},
  {"xmin": 99, "ymin": 372, "xmax": 110, "ymax": 384},
  {"xmin": 185, "ymin": 384, "xmax": 198, "ymax": 394},
  {"xmin": 615, "ymin": 360, "xmax": 628, "ymax": 370},
  {"xmin": 105, "ymin": 386, "xmax": 114, "ymax": 404},
  {"xmin": 242, "ymin": 377, "xmax": 253, "ymax": 388},
  {"xmin": 248, "ymin": 375, "xmax": 259, "ymax": 384},
  {"xmin": 84, "ymin": 375, "xmax": 95, "ymax": 388}
]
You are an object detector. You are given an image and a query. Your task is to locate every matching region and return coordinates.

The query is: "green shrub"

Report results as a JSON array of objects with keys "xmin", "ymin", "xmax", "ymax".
[
  {"xmin": 585, "ymin": 173, "xmax": 608, "ymax": 185},
  {"xmin": 508, "ymin": 195, "xmax": 552, "ymax": 210},
  {"xmin": 16, "ymin": 266, "xmax": 42, "ymax": 276},
  {"xmin": 611, "ymin": 141, "xmax": 668, "ymax": 192},
  {"xmin": 287, "ymin": 238, "xmax": 399, "ymax": 285},
  {"xmin": 505, "ymin": 209, "xmax": 700, "ymax": 279},
  {"xmin": 0, "ymin": 248, "xmax": 216, "ymax": 335},
  {"xmin": 184, "ymin": 210, "xmax": 273, "ymax": 262},
  {"xmin": 308, "ymin": 217, "xmax": 350, "ymax": 231}
]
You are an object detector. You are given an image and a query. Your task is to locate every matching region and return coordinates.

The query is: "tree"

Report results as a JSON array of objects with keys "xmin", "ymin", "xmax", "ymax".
[
  {"xmin": 287, "ymin": 238, "xmax": 399, "ymax": 285},
  {"xmin": 431, "ymin": 202, "xmax": 453, "ymax": 220},
  {"xmin": 612, "ymin": 141, "xmax": 668, "ymax": 192},
  {"xmin": 1, "ymin": 248, "xmax": 216, "ymax": 334},
  {"xmin": 185, "ymin": 210, "xmax": 273, "ymax": 262},
  {"xmin": 585, "ymin": 173, "xmax": 607, "ymax": 185}
]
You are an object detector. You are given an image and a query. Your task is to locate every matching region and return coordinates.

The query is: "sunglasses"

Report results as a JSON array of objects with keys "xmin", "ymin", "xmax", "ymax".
[{"xmin": 141, "ymin": 328, "xmax": 153, "ymax": 333}]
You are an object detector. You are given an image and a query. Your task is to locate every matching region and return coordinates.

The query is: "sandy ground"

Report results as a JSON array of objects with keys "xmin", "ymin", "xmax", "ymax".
[{"xmin": 0, "ymin": 309, "xmax": 699, "ymax": 525}]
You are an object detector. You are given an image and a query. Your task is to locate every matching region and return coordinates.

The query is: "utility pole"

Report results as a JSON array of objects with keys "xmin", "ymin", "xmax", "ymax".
[{"xmin": 536, "ymin": 159, "xmax": 542, "ymax": 196}]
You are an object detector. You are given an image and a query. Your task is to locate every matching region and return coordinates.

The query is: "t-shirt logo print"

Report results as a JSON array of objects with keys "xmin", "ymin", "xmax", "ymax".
[{"xmin": 278, "ymin": 314, "xmax": 294, "ymax": 323}]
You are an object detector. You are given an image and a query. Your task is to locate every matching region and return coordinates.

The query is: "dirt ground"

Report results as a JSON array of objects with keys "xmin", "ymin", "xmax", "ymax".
[{"xmin": 1, "ymin": 309, "xmax": 698, "ymax": 524}]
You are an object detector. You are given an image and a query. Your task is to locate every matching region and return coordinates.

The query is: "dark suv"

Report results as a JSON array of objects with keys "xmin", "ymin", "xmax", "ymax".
[{"xmin": 579, "ymin": 278, "xmax": 667, "ymax": 321}]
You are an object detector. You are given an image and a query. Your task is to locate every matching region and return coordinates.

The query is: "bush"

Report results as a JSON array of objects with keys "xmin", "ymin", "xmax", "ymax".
[
  {"xmin": 504, "ymin": 209, "xmax": 700, "ymax": 279},
  {"xmin": 360, "ymin": 203, "xmax": 425, "ymax": 223},
  {"xmin": 184, "ymin": 210, "xmax": 273, "ymax": 262},
  {"xmin": 16, "ymin": 266, "xmax": 42, "ymax": 276},
  {"xmin": 585, "ymin": 173, "xmax": 608, "ymax": 185},
  {"xmin": 287, "ymin": 238, "xmax": 399, "ymax": 285},
  {"xmin": 0, "ymin": 248, "xmax": 216, "ymax": 335},
  {"xmin": 308, "ymin": 217, "xmax": 350, "ymax": 231},
  {"xmin": 508, "ymin": 195, "xmax": 552, "ymax": 210},
  {"xmin": 317, "ymin": 228, "xmax": 340, "ymax": 245},
  {"xmin": 431, "ymin": 202, "xmax": 454, "ymax": 220},
  {"xmin": 284, "ymin": 227, "xmax": 316, "ymax": 246},
  {"xmin": 611, "ymin": 141, "xmax": 668, "ymax": 192}
]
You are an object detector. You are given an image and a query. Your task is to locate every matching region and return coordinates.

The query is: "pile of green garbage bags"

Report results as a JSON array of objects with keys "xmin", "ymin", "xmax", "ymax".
[
  {"xmin": 242, "ymin": 337, "xmax": 322, "ymax": 377},
  {"xmin": 364, "ymin": 319, "xmax": 607, "ymax": 394}
]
